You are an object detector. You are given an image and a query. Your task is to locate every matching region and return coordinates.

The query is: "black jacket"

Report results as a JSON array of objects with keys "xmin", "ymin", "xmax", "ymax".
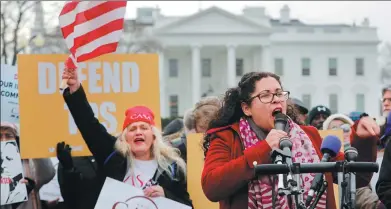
[
  {"xmin": 62, "ymin": 85, "xmax": 193, "ymax": 207},
  {"xmin": 57, "ymin": 156, "xmax": 101, "ymax": 209},
  {"xmin": 376, "ymin": 130, "xmax": 391, "ymax": 209}
]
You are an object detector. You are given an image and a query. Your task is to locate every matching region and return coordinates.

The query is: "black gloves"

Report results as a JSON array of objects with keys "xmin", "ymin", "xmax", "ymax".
[
  {"xmin": 56, "ymin": 142, "xmax": 74, "ymax": 171},
  {"xmin": 24, "ymin": 177, "xmax": 36, "ymax": 194}
]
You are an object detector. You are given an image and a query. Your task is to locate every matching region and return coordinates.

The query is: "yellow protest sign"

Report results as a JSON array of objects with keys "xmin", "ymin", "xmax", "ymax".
[
  {"xmin": 18, "ymin": 54, "xmax": 160, "ymax": 159},
  {"xmin": 318, "ymin": 129, "xmax": 344, "ymax": 209},
  {"xmin": 187, "ymin": 133, "xmax": 219, "ymax": 209},
  {"xmin": 318, "ymin": 129, "xmax": 344, "ymax": 152}
]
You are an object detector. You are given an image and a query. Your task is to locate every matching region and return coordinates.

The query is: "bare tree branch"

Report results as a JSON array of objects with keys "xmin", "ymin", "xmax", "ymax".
[
  {"xmin": 11, "ymin": 3, "xmax": 25, "ymax": 65},
  {"xmin": 1, "ymin": 8, "xmax": 8, "ymax": 64}
]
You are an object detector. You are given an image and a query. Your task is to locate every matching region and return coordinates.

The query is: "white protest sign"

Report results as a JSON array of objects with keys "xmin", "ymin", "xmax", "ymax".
[
  {"xmin": 94, "ymin": 177, "xmax": 191, "ymax": 209},
  {"xmin": 39, "ymin": 157, "xmax": 64, "ymax": 202},
  {"xmin": 1, "ymin": 140, "xmax": 28, "ymax": 205},
  {"xmin": 0, "ymin": 64, "xmax": 19, "ymax": 124}
]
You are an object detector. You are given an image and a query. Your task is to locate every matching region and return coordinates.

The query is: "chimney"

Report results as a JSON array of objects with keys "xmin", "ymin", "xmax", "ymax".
[
  {"xmin": 280, "ymin": 5, "xmax": 290, "ymax": 24},
  {"xmin": 361, "ymin": 18, "xmax": 370, "ymax": 27}
]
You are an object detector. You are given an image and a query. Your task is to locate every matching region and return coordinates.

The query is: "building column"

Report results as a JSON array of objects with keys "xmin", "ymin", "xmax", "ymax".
[
  {"xmin": 191, "ymin": 44, "xmax": 201, "ymax": 105},
  {"xmin": 158, "ymin": 49, "xmax": 167, "ymax": 118},
  {"xmin": 227, "ymin": 44, "xmax": 236, "ymax": 88},
  {"xmin": 262, "ymin": 44, "xmax": 271, "ymax": 72}
]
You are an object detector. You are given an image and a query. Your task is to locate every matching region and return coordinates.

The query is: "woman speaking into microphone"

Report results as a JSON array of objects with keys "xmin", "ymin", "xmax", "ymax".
[{"xmin": 201, "ymin": 72, "xmax": 379, "ymax": 209}]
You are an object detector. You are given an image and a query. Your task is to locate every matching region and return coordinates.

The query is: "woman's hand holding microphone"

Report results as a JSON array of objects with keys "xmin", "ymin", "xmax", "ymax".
[{"xmin": 265, "ymin": 129, "xmax": 288, "ymax": 150}]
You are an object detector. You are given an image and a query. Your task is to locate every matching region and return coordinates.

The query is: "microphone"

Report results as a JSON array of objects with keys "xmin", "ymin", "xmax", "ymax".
[
  {"xmin": 345, "ymin": 147, "xmax": 358, "ymax": 209},
  {"xmin": 306, "ymin": 135, "xmax": 341, "ymax": 206},
  {"xmin": 273, "ymin": 112, "xmax": 293, "ymax": 195},
  {"xmin": 274, "ymin": 112, "xmax": 292, "ymax": 160}
]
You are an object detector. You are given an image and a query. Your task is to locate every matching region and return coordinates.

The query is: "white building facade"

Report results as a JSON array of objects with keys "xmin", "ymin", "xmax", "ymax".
[{"xmin": 133, "ymin": 6, "xmax": 381, "ymax": 118}]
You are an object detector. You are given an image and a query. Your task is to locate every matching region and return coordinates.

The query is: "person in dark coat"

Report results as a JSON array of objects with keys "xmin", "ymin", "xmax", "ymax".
[
  {"xmin": 61, "ymin": 68, "xmax": 192, "ymax": 207},
  {"xmin": 162, "ymin": 119, "xmax": 187, "ymax": 162},
  {"xmin": 376, "ymin": 85, "xmax": 391, "ymax": 208},
  {"xmin": 56, "ymin": 142, "xmax": 101, "ymax": 209}
]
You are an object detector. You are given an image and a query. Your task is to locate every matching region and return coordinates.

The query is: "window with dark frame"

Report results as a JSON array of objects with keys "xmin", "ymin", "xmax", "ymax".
[
  {"xmin": 355, "ymin": 58, "xmax": 364, "ymax": 76},
  {"xmin": 169, "ymin": 59, "xmax": 178, "ymax": 77},
  {"xmin": 356, "ymin": 93, "xmax": 365, "ymax": 112},
  {"xmin": 329, "ymin": 94, "xmax": 338, "ymax": 113},
  {"xmin": 236, "ymin": 58, "xmax": 244, "ymax": 76},
  {"xmin": 329, "ymin": 58, "xmax": 338, "ymax": 76},
  {"xmin": 169, "ymin": 95, "xmax": 178, "ymax": 117},
  {"xmin": 274, "ymin": 58, "xmax": 284, "ymax": 76},
  {"xmin": 202, "ymin": 58, "xmax": 211, "ymax": 77},
  {"xmin": 301, "ymin": 58, "xmax": 311, "ymax": 76},
  {"xmin": 302, "ymin": 94, "xmax": 311, "ymax": 110}
]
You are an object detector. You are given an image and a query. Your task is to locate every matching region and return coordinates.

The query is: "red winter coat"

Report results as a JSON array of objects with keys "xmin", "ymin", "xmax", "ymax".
[{"xmin": 201, "ymin": 121, "xmax": 378, "ymax": 209}]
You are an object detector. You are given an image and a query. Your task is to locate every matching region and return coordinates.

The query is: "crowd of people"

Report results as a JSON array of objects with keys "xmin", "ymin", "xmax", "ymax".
[{"xmin": 1, "ymin": 69, "xmax": 390, "ymax": 209}]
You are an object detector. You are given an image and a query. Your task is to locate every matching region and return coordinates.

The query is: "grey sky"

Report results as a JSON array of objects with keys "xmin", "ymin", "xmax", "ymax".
[{"xmin": 125, "ymin": 1, "xmax": 391, "ymax": 43}]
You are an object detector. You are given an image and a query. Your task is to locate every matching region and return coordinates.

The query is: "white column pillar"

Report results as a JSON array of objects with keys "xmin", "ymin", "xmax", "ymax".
[
  {"xmin": 158, "ymin": 49, "xmax": 167, "ymax": 118},
  {"xmin": 227, "ymin": 44, "xmax": 236, "ymax": 88},
  {"xmin": 191, "ymin": 44, "xmax": 201, "ymax": 105},
  {"xmin": 262, "ymin": 44, "xmax": 271, "ymax": 72}
]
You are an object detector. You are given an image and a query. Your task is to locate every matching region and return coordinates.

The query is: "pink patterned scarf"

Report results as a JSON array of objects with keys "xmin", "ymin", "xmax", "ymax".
[{"xmin": 239, "ymin": 117, "xmax": 327, "ymax": 209}]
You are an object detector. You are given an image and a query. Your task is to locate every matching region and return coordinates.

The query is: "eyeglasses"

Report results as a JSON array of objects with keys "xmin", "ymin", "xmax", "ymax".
[
  {"xmin": 0, "ymin": 133, "xmax": 16, "ymax": 140},
  {"xmin": 382, "ymin": 98, "xmax": 391, "ymax": 103},
  {"xmin": 250, "ymin": 91, "xmax": 290, "ymax": 104},
  {"xmin": 331, "ymin": 124, "xmax": 351, "ymax": 133}
]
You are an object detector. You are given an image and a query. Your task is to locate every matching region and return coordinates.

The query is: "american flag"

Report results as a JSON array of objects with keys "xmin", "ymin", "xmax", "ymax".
[{"xmin": 59, "ymin": 1, "xmax": 127, "ymax": 69}]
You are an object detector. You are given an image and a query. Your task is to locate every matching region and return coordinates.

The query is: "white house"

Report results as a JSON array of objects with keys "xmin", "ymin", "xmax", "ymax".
[
  {"xmin": 134, "ymin": 5, "xmax": 381, "ymax": 118},
  {"xmin": 30, "ymin": 4, "xmax": 382, "ymax": 119}
]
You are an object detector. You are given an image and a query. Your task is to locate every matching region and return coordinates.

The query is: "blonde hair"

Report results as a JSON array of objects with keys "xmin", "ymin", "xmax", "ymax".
[{"xmin": 114, "ymin": 126, "xmax": 186, "ymax": 179}]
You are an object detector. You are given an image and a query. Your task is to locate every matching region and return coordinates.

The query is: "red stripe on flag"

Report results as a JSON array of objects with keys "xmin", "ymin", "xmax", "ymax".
[
  {"xmin": 60, "ymin": 1, "xmax": 80, "ymax": 16},
  {"xmin": 61, "ymin": 1, "xmax": 126, "ymax": 39},
  {"xmin": 76, "ymin": 42, "xmax": 118, "ymax": 62},
  {"xmin": 59, "ymin": 0, "xmax": 126, "ymax": 69},
  {"xmin": 70, "ymin": 19, "xmax": 124, "ymax": 55}
]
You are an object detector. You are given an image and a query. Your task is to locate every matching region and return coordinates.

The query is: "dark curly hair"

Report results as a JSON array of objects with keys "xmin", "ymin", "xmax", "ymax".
[{"xmin": 202, "ymin": 72, "xmax": 282, "ymax": 156}]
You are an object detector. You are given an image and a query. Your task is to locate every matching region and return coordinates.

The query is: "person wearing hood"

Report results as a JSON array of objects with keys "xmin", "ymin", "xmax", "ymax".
[
  {"xmin": 164, "ymin": 97, "xmax": 221, "ymax": 163},
  {"xmin": 322, "ymin": 113, "xmax": 354, "ymax": 150},
  {"xmin": 323, "ymin": 114, "xmax": 385, "ymax": 209},
  {"xmin": 61, "ymin": 68, "xmax": 192, "ymax": 207},
  {"xmin": 1, "ymin": 122, "xmax": 55, "ymax": 209},
  {"xmin": 307, "ymin": 105, "xmax": 331, "ymax": 130}
]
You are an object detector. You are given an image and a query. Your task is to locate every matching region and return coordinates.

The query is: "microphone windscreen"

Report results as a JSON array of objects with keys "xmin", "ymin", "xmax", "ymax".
[
  {"xmin": 274, "ymin": 112, "xmax": 288, "ymax": 121},
  {"xmin": 321, "ymin": 135, "xmax": 342, "ymax": 156}
]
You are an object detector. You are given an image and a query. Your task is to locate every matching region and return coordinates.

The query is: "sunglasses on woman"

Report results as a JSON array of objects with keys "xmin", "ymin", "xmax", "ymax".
[{"xmin": 331, "ymin": 123, "xmax": 351, "ymax": 133}]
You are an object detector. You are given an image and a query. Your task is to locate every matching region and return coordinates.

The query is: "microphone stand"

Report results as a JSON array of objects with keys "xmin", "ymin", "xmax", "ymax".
[
  {"xmin": 309, "ymin": 180, "xmax": 328, "ymax": 209},
  {"xmin": 344, "ymin": 148, "xmax": 358, "ymax": 209},
  {"xmin": 340, "ymin": 171, "xmax": 351, "ymax": 209},
  {"xmin": 271, "ymin": 139, "xmax": 306, "ymax": 209}
]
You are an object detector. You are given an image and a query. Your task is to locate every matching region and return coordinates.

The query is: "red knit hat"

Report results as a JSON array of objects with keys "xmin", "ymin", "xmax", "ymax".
[{"xmin": 122, "ymin": 106, "xmax": 155, "ymax": 130}]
